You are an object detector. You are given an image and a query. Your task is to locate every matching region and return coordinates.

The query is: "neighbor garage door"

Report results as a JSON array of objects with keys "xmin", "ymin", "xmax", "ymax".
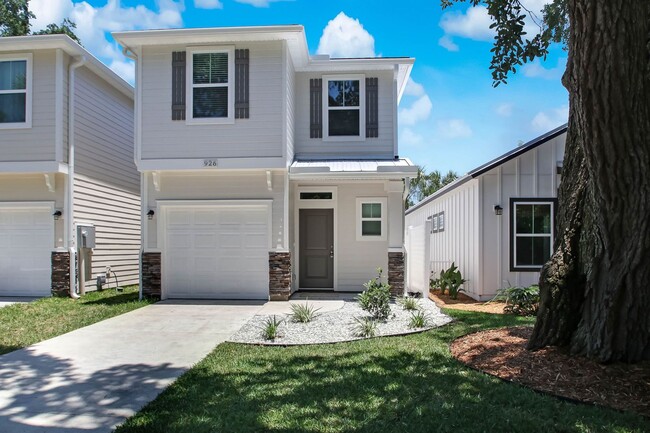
[
  {"xmin": 0, "ymin": 205, "xmax": 54, "ymax": 297},
  {"xmin": 162, "ymin": 202, "xmax": 270, "ymax": 299}
]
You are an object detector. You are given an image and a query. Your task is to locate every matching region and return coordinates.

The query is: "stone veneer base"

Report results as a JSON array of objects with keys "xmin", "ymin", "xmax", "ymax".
[
  {"xmin": 51, "ymin": 251, "xmax": 71, "ymax": 297},
  {"xmin": 142, "ymin": 252, "xmax": 161, "ymax": 299},
  {"xmin": 388, "ymin": 251, "xmax": 405, "ymax": 297},
  {"xmin": 269, "ymin": 252, "xmax": 291, "ymax": 301}
]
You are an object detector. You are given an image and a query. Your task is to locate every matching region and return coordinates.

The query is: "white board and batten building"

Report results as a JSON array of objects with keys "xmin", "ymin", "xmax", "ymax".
[{"xmin": 405, "ymin": 124, "xmax": 567, "ymax": 301}]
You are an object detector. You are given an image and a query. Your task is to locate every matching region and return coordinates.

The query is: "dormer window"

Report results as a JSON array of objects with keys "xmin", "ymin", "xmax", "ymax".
[
  {"xmin": 186, "ymin": 46, "xmax": 235, "ymax": 124},
  {"xmin": 323, "ymin": 74, "xmax": 366, "ymax": 141},
  {"xmin": 0, "ymin": 55, "xmax": 31, "ymax": 129}
]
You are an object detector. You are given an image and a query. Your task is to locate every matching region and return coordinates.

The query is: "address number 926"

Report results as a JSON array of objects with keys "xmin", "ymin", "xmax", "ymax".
[{"xmin": 203, "ymin": 160, "xmax": 218, "ymax": 167}]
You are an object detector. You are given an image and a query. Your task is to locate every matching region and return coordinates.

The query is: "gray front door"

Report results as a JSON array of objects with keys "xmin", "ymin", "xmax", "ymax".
[{"xmin": 299, "ymin": 209, "xmax": 334, "ymax": 288}]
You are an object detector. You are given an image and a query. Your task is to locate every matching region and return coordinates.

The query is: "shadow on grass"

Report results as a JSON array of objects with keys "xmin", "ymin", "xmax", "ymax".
[
  {"xmin": 81, "ymin": 291, "xmax": 141, "ymax": 306},
  {"xmin": 115, "ymin": 314, "xmax": 649, "ymax": 433}
]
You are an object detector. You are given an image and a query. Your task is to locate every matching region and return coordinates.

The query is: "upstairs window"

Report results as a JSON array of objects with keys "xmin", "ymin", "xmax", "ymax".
[
  {"xmin": 0, "ymin": 55, "xmax": 31, "ymax": 128},
  {"xmin": 323, "ymin": 75, "xmax": 365, "ymax": 141},
  {"xmin": 510, "ymin": 199, "xmax": 555, "ymax": 271},
  {"xmin": 187, "ymin": 47, "xmax": 234, "ymax": 124}
]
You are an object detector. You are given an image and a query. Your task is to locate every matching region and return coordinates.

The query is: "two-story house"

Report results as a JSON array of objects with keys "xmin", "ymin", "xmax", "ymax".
[
  {"xmin": 113, "ymin": 25, "xmax": 416, "ymax": 301},
  {"xmin": 0, "ymin": 35, "xmax": 140, "ymax": 298}
]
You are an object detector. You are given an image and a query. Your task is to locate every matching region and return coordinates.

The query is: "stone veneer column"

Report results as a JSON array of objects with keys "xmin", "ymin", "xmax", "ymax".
[
  {"xmin": 388, "ymin": 251, "xmax": 405, "ymax": 297},
  {"xmin": 142, "ymin": 252, "xmax": 161, "ymax": 299},
  {"xmin": 51, "ymin": 251, "xmax": 70, "ymax": 296},
  {"xmin": 269, "ymin": 251, "xmax": 291, "ymax": 301}
]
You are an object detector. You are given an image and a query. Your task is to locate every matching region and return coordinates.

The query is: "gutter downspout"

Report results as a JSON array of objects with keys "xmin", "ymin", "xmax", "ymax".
[
  {"xmin": 67, "ymin": 55, "xmax": 87, "ymax": 299},
  {"xmin": 121, "ymin": 46, "xmax": 144, "ymax": 301}
]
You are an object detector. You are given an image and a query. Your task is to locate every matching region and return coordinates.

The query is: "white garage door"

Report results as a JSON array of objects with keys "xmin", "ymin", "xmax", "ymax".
[
  {"xmin": 0, "ymin": 205, "xmax": 54, "ymax": 297},
  {"xmin": 163, "ymin": 203, "xmax": 270, "ymax": 299}
]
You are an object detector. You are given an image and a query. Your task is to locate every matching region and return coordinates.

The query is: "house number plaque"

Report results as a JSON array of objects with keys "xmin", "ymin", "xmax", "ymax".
[{"xmin": 203, "ymin": 160, "xmax": 218, "ymax": 167}]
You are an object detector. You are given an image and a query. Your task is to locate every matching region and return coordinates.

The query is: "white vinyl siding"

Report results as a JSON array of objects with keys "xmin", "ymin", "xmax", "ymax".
[
  {"xmin": 140, "ymin": 42, "xmax": 283, "ymax": 161},
  {"xmin": 294, "ymin": 70, "xmax": 394, "ymax": 159},
  {"xmin": 285, "ymin": 42, "xmax": 295, "ymax": 163},
  {"xmin": 0, "ymin": 50, "xmax": 56, "ymax": 162}
]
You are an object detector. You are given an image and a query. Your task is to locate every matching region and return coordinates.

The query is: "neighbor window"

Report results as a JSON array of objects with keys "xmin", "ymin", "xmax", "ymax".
[
  {"xmin": 187, "ymin": 47, "xmax": 234, "ymax": 123},
  {"xmin": 511, "ymin": 199, "xmax": 555, "ymax": 271},
  {"xmin": 357, "ymin": 198, "xmax": 386, "ymax": 241},
  {"xmin": 323, "ymin": 75, "xmax": 365, "ymax": 140},
  {"xmin": 0, "ymin": 56, "xmax": 31, "ymax": 128}
]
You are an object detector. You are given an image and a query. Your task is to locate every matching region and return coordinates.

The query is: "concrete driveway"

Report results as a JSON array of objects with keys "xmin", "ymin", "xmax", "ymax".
[{"xmin": 0, "ymin": 300, "xmax": 265, "ymax": 433}]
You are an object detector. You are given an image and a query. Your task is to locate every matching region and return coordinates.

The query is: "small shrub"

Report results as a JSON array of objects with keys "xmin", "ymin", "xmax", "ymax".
[
  {"xmin": 262, "ymin": 315, "xmax": 284, "ymax": 340},
  {"xmin": 436, "ymin": 263, "xmax": 467, "ymax": 299},
  {"xmin": 290, "ymin": 301, "xmax": 321, "ymax": 323},
  {"xmin": 357, "ymin": 268, "xmax": 392, "ymax": 320},
  {"xmin": 353, "ymin": 316, "xmax": 377, "ymax": 338},
  {"xmin": 409, "ymin": 310, "xmax": 431, "ymax": 329},
  {"xmin": 398, "ymin": 296, "xmax": 420, "ymax": 311},
  {"xmin": 498, "ymin": 285, "xmax": 540, "ymax": 316}
]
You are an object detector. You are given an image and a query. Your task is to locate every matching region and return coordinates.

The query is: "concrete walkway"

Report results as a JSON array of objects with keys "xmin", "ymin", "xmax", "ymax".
[{"xmin": 0, "ymin": 300, "xmax": 265, "ymax": 433}]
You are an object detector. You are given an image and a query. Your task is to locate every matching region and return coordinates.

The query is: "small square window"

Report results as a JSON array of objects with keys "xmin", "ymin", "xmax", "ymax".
[{"xmin": 357, "ymin": 198, "xmax": 386, "ymax": 241}]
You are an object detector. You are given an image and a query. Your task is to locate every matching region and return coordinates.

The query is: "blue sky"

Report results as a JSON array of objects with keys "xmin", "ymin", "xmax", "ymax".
[{"xmin": 29, "ymin": 0, "xmax": 568, "ymax": 174}]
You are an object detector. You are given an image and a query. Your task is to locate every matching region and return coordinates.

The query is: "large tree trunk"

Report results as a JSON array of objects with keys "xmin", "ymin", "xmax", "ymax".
[{"xmin": 528, "ymin": 0, "xmax": 650, "ymax": 362}]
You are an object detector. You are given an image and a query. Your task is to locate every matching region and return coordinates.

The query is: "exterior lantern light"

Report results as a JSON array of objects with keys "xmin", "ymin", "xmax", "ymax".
[
  {"xmin": 494, "ymin": 205, "xmax": 503, "ymax": 216},
  {"xmin": 53, "ymin": 210, "xmax": 62, "ymax": 220},
  {"xmin": 147, "ymin": 210, "xmax": 155, "ymax": 220}
]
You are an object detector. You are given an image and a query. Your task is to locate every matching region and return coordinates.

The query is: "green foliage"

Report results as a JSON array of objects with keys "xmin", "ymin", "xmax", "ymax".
[
  {"xmin": 0, "ymin": 0, "xmax": 81, "ymax": 44},
  {"xmin": 409, "ymin": 310, "xmax": 430, "ymax": 329},
  {"xmin": 407, "ymin": 166, "xmax": 459, "ymax": 207},
  {"xmin": 435, "ymin": 262, "xmax": 467, "ymax": 299},
  {"xmin": 290, "ymin": 301, "xmax": 321, "ymax": 323},
  {"xmin": 352, "ymin": 316, "xmax": 377, "ymax": 338},
  {"xmin": 357, "ymin": 268, "xmax": 392, "ymax": 320},
  {"xmin": 262, "ymin": 315, "xmax": 283, "ymax": 340},
  {"xmin": 497, "ymin": 285, "xmax": 540, "ymax": 316},
  {"xmin": 398, "ymin": 296, "xmax": 420, "ymax": 311},
  {"xmin": 440, "ymin": 0, "xmax": 569, "ymax": 86}
]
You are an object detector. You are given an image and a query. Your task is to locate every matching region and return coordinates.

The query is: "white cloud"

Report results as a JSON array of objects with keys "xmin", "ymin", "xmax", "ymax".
[
  {"xmin": 399, "ymin": 95, "xmax": 433, "ymax": 126},
  {"xmin": 30, "ymin": 0, "xmax": 184, "ymax": 84},
  {"xmin": 317, "ymin": 12, "xmax": 375, "ymax": 58},
  {"xmin": 195, "ymin": 0, "xmax": 223, "ymax": 9},
  {"xmin": 439, "ymin": 6, "xmax": 494, "ymax": 43},
  {"xmin": 404, "ymin": 78, "xmax": 425, "ymax": 97},
  {"xmin": 235, "ymin": 0, "xmax": 287, "ymax": 6},
  {"xmin": 496, "ymin": 102, "xmax": 513, "ymax": 117},
  {"xmin": 437, "ymin": 118, "xmax": 473, "ymax": 139},
  {"xmin": 531, "ymin": 105, "xmax": 568, "ymax": 131},
  {"xmin": 438, "ymin": 35, "xmax": 459, "ymax": 52},
  {"xmin": 522, "ymin": 58, "xmax": 567, "ymax": 80},
  {"xmin": 400, "ymin": 128, "xmax": 424, "ymax": 147}
]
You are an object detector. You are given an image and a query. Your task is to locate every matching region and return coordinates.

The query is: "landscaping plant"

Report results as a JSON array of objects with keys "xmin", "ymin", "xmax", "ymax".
[
  {"xmin": 262, "ymin": 315, "xmax": 284, "ymax": 340},
  {"xmin": 436, "ymin": 263, "xmax": 467, "ymax": 299},
  {"xmin": 409, "ymin": 310, "xmax": 430, "ymax": 329},
  {"xmin": 352, "ymin": 316, "xmax": 377, "ymax": 338},
  {"xmin": 357, "ymin": 268, "xmax": 391, "ymax": 320},
  {"xmin": 497, "ymin": 285, "xmax": 540, "ymax": 316},
  {"xmin": 398, "ymin": 296, "xmax": 420, "ymax": 311},
  {"xmin": 290, "ymin": 301, "xmax": 321, "ymax": 323}
]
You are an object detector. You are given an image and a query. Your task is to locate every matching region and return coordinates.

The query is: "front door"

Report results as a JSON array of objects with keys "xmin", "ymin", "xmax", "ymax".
[{"xmin": 299, "ymin": 209, "xmax": 334, "ymax": 288}]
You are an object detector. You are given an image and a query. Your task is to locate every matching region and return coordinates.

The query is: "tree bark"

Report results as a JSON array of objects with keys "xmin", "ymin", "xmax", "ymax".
[{"xmin": 528, "ymin": 0, "xmax": 650, "ymax": 362}]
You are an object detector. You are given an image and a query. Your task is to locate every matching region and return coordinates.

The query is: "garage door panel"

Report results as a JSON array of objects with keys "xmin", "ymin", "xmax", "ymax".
[{"xmin": 164, "ymin": 204, "xmax": 269, "ymax": 300}]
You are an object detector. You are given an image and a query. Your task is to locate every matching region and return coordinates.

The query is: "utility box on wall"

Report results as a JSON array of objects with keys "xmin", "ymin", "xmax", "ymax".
[{"xmin": 77, "ymin": 225, "xmax": 96, "ymax": 249}]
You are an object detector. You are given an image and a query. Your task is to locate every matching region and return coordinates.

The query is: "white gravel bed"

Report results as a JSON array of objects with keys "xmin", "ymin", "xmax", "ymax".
[{"xmin": 228, "ymin": 298, "xmax": 452, "ymax": 345}]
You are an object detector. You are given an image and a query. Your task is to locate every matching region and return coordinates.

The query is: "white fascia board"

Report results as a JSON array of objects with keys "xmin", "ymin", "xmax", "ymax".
[
  {"xmin": 0, "ymin": 35, "xmax": 133, "ymax": 99},
  {"xmin": 0, "ymin": 161, "xmax": 69, "ymax": 174},
  {"xmin": 288, "ymin": 171, "xmax": 415, "ymax": 181},
  {"xmin": 137, "ymin": 157, "xmax": 286, "ymax": 172}
]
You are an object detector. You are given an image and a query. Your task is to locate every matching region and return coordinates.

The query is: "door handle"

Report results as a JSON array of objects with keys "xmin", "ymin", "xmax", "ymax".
[{"xmin": 329, "ymin": 245, "xmax": 334, "ymax": 259}]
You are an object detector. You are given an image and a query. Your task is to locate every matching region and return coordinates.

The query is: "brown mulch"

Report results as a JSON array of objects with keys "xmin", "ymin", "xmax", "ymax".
[
  {"xmin": 450, "ymin": 326, "xmax": 650, "ymax": 417},
  {"xmin": 429, "ymin": 290, "xmax": 506, "ymax": 314}
]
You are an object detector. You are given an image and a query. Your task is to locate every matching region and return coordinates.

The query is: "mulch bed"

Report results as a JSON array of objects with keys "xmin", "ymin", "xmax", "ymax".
[
  {"xmin": 450, "ymin": 326, "xmax": 650, "ymax": 417},
  {"xmin": 429, "ymin": 290, "xmax": 506, "ymax": 314}
]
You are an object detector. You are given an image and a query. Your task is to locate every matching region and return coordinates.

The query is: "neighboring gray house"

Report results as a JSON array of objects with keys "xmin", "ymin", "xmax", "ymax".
[
  {"xmin": 405, "ymin": 125, "xmax": 567, "ymax": 301},
  {"xmin": 0, "ymin": 35, "xmax": 140, "ymax": 298},
  {"xmin": 113, "ymin": 25, "xmax": 417, "ymax": 301}
]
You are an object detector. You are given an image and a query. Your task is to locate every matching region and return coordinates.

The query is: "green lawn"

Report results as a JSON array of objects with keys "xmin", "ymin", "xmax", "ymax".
[
  {"xmin": 115, "ymin": 310, "xmax": 649, "ymax": 433},
  {"xmin": 0, "ymin": 287, "xmax": 154, "ymax": 355}
]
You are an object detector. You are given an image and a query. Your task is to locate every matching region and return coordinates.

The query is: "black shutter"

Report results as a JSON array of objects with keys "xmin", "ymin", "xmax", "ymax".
[
  {"xmin": 171, "ymin": 51, "xmax": 186, "ymax": 121},
  {"xmin": 366, "ymin": 77, "xmax": 379, "ymax": 137},
  {"xmin": 310, "ymin": 78, "xmax": 322, "ymax": 138},
  {"xmin": 235, "ymin": 49, "xmax": 250, "ymax": 119}
]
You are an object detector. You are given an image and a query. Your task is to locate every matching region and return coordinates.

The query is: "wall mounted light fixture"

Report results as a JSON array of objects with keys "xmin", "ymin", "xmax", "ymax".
[
  {"xmin": 493, "ymin": 205, "xmax": 503, "ymax": 216},
  {"xmin": 53, "ymin": 210, "xmax": 62, "ymax": 220},
  {"xmin": 147, "ymin": 209, "xmax": 155, "ymax": 220}
]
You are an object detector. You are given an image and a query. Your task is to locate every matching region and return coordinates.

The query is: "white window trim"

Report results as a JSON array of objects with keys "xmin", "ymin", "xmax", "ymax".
[
  {"xmin": 512, "ymin": 200, "xmax": 555, "ymax": 270},
  {"xmin": 356, "ymin": 197, "xmax": 387, "ymax": 241},
  {"xmin": 186, "ymin": 46, "xmax": 235, "ymax": 125},
  {"xmin": 322, "ymin": 74, "xmax": 366, "ymax": 142},
  {"xmin": 0, "ymin": 53, "xmax": 32, "ymax": 130}
]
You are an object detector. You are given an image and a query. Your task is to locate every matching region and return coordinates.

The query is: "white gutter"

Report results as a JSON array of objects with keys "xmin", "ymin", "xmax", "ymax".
[{"xmin": 67, "ymin": 55, "xmax": 86, "ymax": 299}]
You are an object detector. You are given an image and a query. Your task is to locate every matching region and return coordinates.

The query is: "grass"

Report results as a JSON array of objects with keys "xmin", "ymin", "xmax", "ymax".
[
  {"xmin": 0, "ymin": 287, "xmax": 154, "ymax": 355},
  {"xmin": 115, "ymin": 309, "xmax": 650, "ymax": 433}
]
